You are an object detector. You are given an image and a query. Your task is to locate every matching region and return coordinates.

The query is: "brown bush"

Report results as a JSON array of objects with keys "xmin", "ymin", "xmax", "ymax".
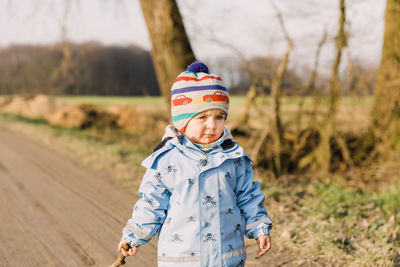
[
  {"xmin": 47, "ymin": 103, "xmax": 117, "ymax": 128},
  {"xmin": 103, "ymin": 105, "xmax": 168, "ymax": 133},
  {"xmin": 29, "ymin": 95, "xmax": 61, "ymax": 118},
  {"xmin": 2, "ymin": 94, "xmax": 59, "ymax": 119},
  {"xmin": 0, "ymin": 94, "xmax": 169, "ymax": 134},
  {"xmin": 0, "ymin": 96, "xmax": 12, "ymax": 108}
]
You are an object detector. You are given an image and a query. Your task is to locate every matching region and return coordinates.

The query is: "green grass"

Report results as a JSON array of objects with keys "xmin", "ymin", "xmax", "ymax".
[
  {"xmin": 55, "ymin": 95, "xmax": 165, "ymax": 106},
  {"xmin": 0, "ymin": 112, "xmax": 49, "ymax": 126},
  {"xmin": 303, "ymin": 179, "xmax": 400, "ymax": 220},
  {"xmin": 255, "ymin": 96, "xmax": 373, "ymax": 106},
  {"xmin": 54, "ymin": 95, "xmax": 373, "ymax": 107},
  {"xmin": 373, "ymin": 186, "xmax": 400, "ymax": 216},
  {"xmin": 55, "ymin": 95, "xmax": 251, "ymax": 106},
  {"xmin": 312, "ymin": 181, "xmax": 366, "ymax": 219}
]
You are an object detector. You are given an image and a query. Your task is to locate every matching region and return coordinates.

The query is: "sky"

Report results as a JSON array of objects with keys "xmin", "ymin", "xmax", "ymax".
[{"xmin": 0, "ymin": 0, "xmax": 386, "ymax": 74}]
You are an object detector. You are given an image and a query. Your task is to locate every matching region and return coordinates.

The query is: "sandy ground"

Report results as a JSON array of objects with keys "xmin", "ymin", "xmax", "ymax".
[
  {"xmin": 0, "ymin": 126, "xmax": 157, "ymax": 266},
  {"xmin": 0, "ymin": 126, "xmax": 284, "ymax": 266}
]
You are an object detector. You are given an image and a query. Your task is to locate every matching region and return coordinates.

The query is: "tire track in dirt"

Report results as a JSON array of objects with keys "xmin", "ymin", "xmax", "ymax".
[
  {"xmin": 0, "ymin": 161, "xmax": 8, "ymax": 173},
  {"xmin": 17, "ymin": 156, "xmax": 124, "ymax": 265},
  {"xmin": 0, "ymin": 162, "xmax": 65, "ymax": 266},
  {"xmin": 0, "ymin": 147, "xmax": 102, "ymax": 266},
  {"xmin": 13, "ymin": 134, "xmax": 158, "ymax": 264},
  {"xmin": 0, "ymin": 127, "xmax": 156, "ymax": 266},
  {"xmin": 25, "ymin": 152, "xmax": 124, "ymax": 227},
  {"xmin": 62, "ymin": 232, "xmax": 96, "ymax": 266}
]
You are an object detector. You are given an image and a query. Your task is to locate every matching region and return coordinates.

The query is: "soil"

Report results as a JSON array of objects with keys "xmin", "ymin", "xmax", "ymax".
[
  {"xmin": 0, "ymin": 126, "xmax": 288, "ymax": 266},
  {"xmin": 0, "ymin": 126, "xmax": 156, "ymax": 266}
]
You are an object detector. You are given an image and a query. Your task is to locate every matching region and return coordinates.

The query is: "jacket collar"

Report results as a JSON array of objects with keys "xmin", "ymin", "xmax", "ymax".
[
  {"xmin": 170, "ymin": 134, "xmax": 251, "ymax": 173},
  {"xmin": 144, "ymin": 125, "xmax": 246, "ymax": 170},
  {"xmin": 170, "ymin": 133, "xmax": 244, "ymax": 160},
  {"xmin": 155, "ymin": 124, "xmax": 235, "ymax": 153}
]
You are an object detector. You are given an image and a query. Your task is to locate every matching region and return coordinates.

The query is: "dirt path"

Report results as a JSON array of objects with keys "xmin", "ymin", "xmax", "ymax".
[
  {"xmin": 0, "ymin": 126, "xmax": 157, "ymax": 266},
  {"xmin": 0, "ymin": 126, "xmax": 285, "ymax": 266}
]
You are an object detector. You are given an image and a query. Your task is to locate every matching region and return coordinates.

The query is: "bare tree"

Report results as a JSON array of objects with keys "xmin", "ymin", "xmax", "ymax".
[
  {"xmin": 369, "ymin": 0, "xmax": 400, "ymax": 156},
  {"xmin": 140, "ymin": 0, "xmax": 196, "ymax": 109},
  {"xmin": 290, "ymin": 28, "xmax": 328, "ymax": 162},
  {"xmin": 51, "ymin": 0, "xmax": 76, "ymax": 95},
  {"xmin": 269, "ymin": 9, "xmax": 293, "ymax": 176},
  {"xmin": 299, "ymin": 0, "xmax": 347, "ymax": 173},
  {"xmin": 249, "ymin": 6, "xmax": 293, "ymax": 176}
]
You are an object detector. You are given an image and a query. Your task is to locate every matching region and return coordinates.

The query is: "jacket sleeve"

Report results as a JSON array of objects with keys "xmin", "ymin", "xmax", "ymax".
[
  {"xmin": 235, "ymin": 156, "xmax": 272, "ymax": 239},
  {"xmin": 122, "ymin": 167, "xmax": 170, "ymax": 247}
]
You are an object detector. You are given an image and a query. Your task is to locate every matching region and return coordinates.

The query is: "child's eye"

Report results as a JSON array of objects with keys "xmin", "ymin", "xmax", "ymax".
[
  {"xmin": 216, "ymin": 115, "xmax": 224, "ymax": 120},
  {"xmin": 197, "ymin": 116, "xmax": 206, "ymax": 120}
]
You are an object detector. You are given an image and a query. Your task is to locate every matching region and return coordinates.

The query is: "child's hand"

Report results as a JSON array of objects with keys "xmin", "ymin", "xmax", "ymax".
[
  {"xmin": 118, "ymin": 237, "xmax": 139, "ymax": 257},
  {"xmin": 256, "ymin": 235, "xmax": 271, "ymax": 256}
]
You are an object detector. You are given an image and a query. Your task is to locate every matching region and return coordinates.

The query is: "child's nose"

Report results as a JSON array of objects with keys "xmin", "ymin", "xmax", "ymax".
[{"xmin": 206, "ymin": 118, "xmax": 216, "ymax": 129}]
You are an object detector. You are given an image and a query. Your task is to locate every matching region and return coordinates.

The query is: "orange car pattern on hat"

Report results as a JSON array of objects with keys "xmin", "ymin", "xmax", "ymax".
[{"xmin": 172, "ymin": 95, "xmax": 193, "ymax": 106}]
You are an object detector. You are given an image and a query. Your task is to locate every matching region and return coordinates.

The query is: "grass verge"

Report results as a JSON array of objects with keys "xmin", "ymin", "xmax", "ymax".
[
  {"xmin": 0, "ymin": 112, "xmax": 160, "ymax": 190},
  {"xmin": 264, "ymin": 178, "xmax": 400, "ymax": 265}
]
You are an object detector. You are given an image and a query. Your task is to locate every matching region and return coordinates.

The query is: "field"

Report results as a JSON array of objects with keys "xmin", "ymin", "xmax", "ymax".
[
  {"xmin": 55, "ymin": 95, "xmax": 374, "ymax": 106},
  {"xmin": 0, "ymin": 95, "xmax": 399, "ymax": 266},
  {"xmin": 55, "ymin": 95, "xmax": 373, "ymax": 131}
]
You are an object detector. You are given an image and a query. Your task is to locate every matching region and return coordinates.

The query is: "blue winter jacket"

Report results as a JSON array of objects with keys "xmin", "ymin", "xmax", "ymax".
[{"xmin": 123, "ymin": 132, "xmax": 272, "ymax": 267}]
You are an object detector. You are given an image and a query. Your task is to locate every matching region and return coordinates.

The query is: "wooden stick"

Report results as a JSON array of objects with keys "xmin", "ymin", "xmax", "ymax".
[{"xmin": 110, "ymin": 243, "xmax": 131, "ymax": 267}]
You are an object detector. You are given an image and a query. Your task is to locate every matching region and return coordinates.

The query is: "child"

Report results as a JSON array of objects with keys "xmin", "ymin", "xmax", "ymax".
[{"xmin": 117, "ymin": 62, "xmax": 272, "ymax": 267}]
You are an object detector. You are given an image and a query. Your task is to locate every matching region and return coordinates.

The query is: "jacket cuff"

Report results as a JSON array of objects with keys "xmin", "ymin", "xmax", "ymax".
[
  {"xmin": 123, "ymin": 234, "xmax": 143, "ymax": 247},
  {"xmin": 122, "ymin": 223, "xmax": 152, "ymax": 247},
  {"xmin": 245, "ymin": 218, "xmax": 272, "ymax": 239},
  {"xmin": 253, "ymin": 224, "xmax": 271, "ymax": 239}
]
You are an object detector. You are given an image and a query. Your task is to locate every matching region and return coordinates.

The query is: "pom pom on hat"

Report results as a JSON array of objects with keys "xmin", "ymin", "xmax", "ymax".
[
  {"xmin": 187, "ymin": 61, "xmax": 209, "ymax": 74},
  {"xmin": 171, "ymin": 61, "xmax": 229, "ymax": 133}
]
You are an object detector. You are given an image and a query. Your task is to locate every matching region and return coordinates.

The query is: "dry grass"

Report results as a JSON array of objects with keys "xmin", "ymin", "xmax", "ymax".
[
  {"xmin": 263, "ymin": 175, "xmax": 400, "ymax": 266},
  {"xmin": 0, "ymin": 95, "xmax": 398, "ymax": 266},
  {"xmin": 53, "ymin": 95, "xmax": 372, "ymax": 133}
]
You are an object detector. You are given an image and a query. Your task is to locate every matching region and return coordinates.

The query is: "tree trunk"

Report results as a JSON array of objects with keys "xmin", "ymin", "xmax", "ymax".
[
  {"xmin": 318, "ymin": 0, "xmax": 346, "ymax": 172},
  {"xmin": 299, "ymin": 0, "xmax": 346, "ymax": 173},
  {"xmin": 296, "ymin": 29, "xmax": 327, "ymax": 135},
  {"xmin": 233, "ymin": 77, "xmax": 258, "ymax": 129},
  {"xmin": 269, "ymin": 11, "xmax": 293, "ymax": 176},
  {"xmin": 140, "ymin": 0, "xmax": 196, "ymax": 110},
  {"xmin": 370, "ymin": 0, "xmax": 400, "ymax": 155}
]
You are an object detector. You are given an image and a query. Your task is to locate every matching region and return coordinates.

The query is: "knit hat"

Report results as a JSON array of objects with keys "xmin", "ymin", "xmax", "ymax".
[{"xmin": 171, "ymin": 62, "xmax": 230, "ymax": 133}]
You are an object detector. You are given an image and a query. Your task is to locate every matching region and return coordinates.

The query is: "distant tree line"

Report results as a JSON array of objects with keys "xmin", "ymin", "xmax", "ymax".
[
  {"xmin": 0, "ymin": 42, "xmax": 160, "ymax": 96},
  {"xmin": 213, "ymin": 56, "xmax": 376, "ymax": 97},
  {"xmin": 0, "ymin": 41, "xmax": 376, "ymax": 97},
  {"xmin": 217, "ymin": 56, "xmax": 304, "ymax": 96}
]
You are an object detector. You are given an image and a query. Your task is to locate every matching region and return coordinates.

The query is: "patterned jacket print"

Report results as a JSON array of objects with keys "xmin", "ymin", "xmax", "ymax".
[{"xmin": 123, "ymin": 132, "xmax": 272, "ymax": 267}]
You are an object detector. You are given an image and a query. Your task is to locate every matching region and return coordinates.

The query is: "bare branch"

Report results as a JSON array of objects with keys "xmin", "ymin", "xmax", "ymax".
[
  {"xmin": 267, "ymin": 2, "xmax": 294, "ymax": 175},
  {"xmin": 276, "ymin": 9, "xmax": 294, "ymax": 47},
  {"xmin": 334, "ymin": 133, "xmax": 354, "ymax": 169},
  {"xmin": 250, "ymin": 122, "xmax": 270, "ymax": 163}
]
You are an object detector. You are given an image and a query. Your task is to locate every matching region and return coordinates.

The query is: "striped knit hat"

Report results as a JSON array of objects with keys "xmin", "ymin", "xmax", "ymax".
[{"xmin": 171, "ymin": 62, "xmax": 230, "ymax": 133}]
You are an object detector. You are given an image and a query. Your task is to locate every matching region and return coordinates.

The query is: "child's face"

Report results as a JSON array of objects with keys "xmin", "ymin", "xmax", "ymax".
[{"xmin": 184, "ymin": 109, "xmax": 226, "ymax": 144}]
